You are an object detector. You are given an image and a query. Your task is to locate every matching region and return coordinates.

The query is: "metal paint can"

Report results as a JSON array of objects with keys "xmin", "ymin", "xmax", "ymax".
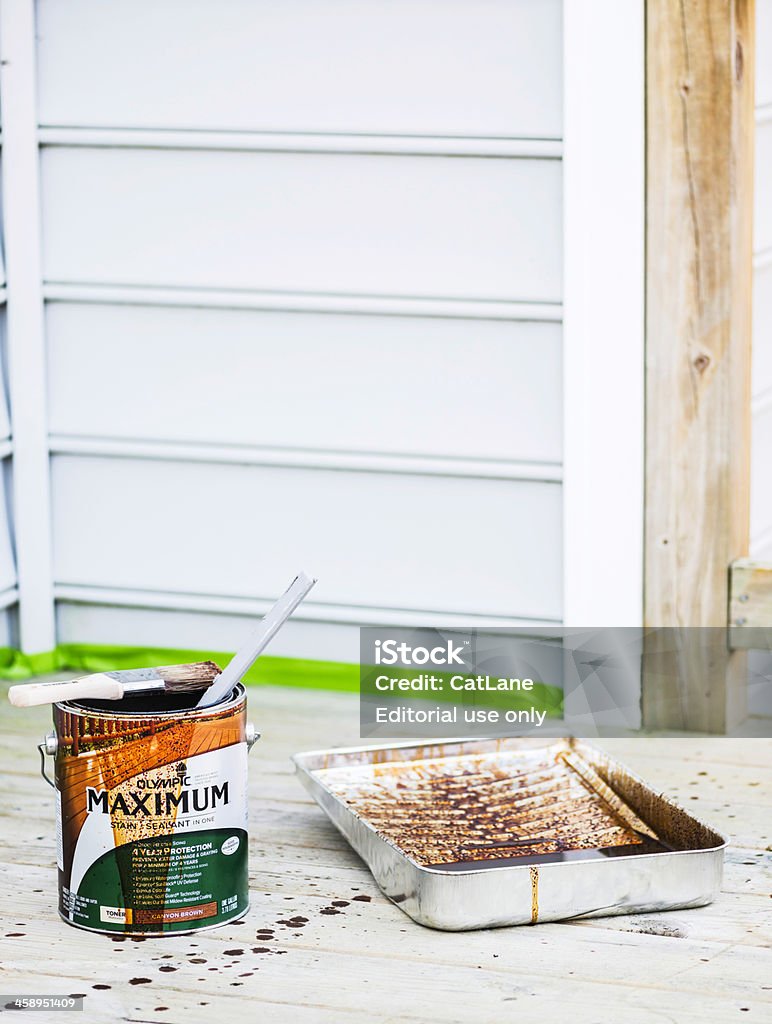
[{"xmin": 38, "ymin": 684, "xmax": 258, "ymax": 935}]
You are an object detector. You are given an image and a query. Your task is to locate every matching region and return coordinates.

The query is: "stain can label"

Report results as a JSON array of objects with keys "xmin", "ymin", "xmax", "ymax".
[{"xmin": 52, "ymin": 688, "xmax": 249, "ymax": 934}]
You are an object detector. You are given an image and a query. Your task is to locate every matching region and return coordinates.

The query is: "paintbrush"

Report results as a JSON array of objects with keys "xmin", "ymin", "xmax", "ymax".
[{"xmin": 7, "ymin": 661, "xmax": 222, "ymax": 708}]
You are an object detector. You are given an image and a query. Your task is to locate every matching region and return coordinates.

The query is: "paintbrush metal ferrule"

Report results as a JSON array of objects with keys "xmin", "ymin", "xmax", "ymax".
[{"xmin": 120, "ymin": 678, "xmax": 167, "ymax": 696}]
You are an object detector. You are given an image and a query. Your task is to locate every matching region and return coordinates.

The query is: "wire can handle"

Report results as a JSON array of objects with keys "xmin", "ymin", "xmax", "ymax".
[{"xmin": 38, "ymin": 732, "xmax": 57, "ymax": 789}]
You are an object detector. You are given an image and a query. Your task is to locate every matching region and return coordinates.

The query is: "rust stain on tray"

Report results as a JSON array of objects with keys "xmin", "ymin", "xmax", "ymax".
[
  {"xmin": 529, "ymin": 866, "xmax": 539, "ymax": 923},
  {"xmin": 313, "ymin": 748, "xmax": 659, "ymax": 868}
]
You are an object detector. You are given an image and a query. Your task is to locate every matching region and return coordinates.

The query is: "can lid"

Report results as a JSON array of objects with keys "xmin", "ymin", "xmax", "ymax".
[{"xmin": 57, "ymin": 682, "xmax": 246, "ymax": 718}]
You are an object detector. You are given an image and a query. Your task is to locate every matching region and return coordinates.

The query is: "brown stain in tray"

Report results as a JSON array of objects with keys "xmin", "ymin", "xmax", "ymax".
[{"xmin": 313, "ymin": 748, "xmax": 658, "ymax": 868}]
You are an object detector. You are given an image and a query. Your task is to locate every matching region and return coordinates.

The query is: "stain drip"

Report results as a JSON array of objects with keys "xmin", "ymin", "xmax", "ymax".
[{"xmin": 529, "ymin": 866, "xmax": 539, "ymax": 924}]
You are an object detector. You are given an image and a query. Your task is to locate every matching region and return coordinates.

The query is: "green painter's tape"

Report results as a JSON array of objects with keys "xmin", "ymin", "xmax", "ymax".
[{"xmin": 0, "ymin": 647, "xmax": 61, "ymax": 680}]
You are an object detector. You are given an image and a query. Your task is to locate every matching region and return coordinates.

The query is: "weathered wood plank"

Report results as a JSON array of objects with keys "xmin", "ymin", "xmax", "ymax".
[
  {"xmin": 1, "ymin": 682, "xmax": 770, "ymax": 1024},
  {"xmin": 644, "ymin": 0, "xmax": 756, "ymax": 731},
  {"xmin": 2, "ymin": 855, "xmax": 769, "ymax": 952},
  {"xmin": 6, "ymin": 953, "xmax": 769, "ymax": 1024},
  {"xmin": 1, "ymin": 842, "xmax": 767, "ymax": 906},
  {"xmin": 3, "ymin": 893, "xmax": 771, "ymax": 1012}
]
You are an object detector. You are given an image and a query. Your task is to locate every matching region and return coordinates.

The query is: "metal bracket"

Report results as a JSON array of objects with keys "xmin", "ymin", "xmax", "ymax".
[{"xmin": 729, "ymin": 558, "xmax": 772, "ymax": 650}]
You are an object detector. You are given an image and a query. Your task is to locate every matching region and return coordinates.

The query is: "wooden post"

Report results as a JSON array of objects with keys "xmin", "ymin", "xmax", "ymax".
[{"xmin": 644, "ymin": 0, "xmax": 755, "ymax": 732}]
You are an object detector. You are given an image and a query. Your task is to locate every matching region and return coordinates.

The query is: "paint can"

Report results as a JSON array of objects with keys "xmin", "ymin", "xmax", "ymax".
[{"xmin": 38, "ymin": 683, "xmax": 258, "ymax": 935}]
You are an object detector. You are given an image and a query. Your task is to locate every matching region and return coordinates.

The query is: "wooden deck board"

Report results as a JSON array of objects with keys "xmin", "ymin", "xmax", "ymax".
[{"xmin": 0, "ymin": 682, "xmax": 770, "ymax": 1023}]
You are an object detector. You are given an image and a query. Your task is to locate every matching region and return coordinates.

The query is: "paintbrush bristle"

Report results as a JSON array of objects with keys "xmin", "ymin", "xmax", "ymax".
[{"xmin": 157, "ymin": 661, "xmax": 222, "ymax": 691}]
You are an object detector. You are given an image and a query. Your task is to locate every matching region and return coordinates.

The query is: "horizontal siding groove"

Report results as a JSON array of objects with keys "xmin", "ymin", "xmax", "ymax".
[
  {"xmin": 37, "ymin": 126, "xmax": 563, "ymax": 159},
  {"xmin": 0, "ymin": 585, "xmax": 18, "ymax": 612},
  {"xmin": 53, "ymin": 583, "xmax": 560, "ymax": 630},
  {"xmin": 752, "ymin": 386, "xmax": 772, "ymax": 417},
  {"xmin": 49, "ymin": 435, "xmax": 563, "ymax": 483},
  {"xmin": 42, "ymin": 283, "xmax": 563, "ymax": 322}
]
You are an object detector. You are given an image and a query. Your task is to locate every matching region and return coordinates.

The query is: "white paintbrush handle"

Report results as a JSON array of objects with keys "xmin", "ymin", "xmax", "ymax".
[
  {"xmin": 8, "ymin": 675, "xmax": 124, "ymax": 708},
  {"xmin": 197, "ymin": 571, "xmax": 317, "ymax": 708}
]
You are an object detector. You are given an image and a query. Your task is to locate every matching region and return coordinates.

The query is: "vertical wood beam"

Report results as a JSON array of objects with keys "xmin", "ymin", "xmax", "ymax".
[
  {"xmin": 0, "ymin": 0, "xmax": 56, "ymax": 653},
  {"xmin": 644, "ymin": 0, "xmax": 755, "ymax": 731}
]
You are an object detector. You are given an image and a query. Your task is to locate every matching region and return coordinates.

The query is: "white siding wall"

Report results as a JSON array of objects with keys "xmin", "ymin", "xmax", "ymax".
[
  {"xmin": 35, "ymin": 0, "xmax": 567, "ymax": 661},
  {"xmin": 0, "ymin": 141, "xmax": 20, "ymax": 643},
  {"xmin": 40, "ymin": 148, "xmax": 562, "ymax": 301},
  {"xmin": 752, "ymin": 0, "xmax": 772, "ymax": 558},
  {"xmin": 0, "ymin": 0, "xmax": 645, "ymax": 663},
  {"xmin": 46, "ymin": 305, "xmax": 563, "ymax": 464},
  {"xmin": 35, "ymin": 0, "xmax": 564, "ymax": 138}
]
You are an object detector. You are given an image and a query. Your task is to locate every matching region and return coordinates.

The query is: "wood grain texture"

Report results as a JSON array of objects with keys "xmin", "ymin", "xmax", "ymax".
[
  {"xmin": 1, "ymin": 681, "xmax": 770, "ymax": 1023},
  {"xmin": 644, "ymin": 0, "xmax": 756, "ymax": 731}
]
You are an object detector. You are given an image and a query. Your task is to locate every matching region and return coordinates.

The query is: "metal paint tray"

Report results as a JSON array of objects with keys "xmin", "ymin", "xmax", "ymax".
[{"xmin": 292, "ymin": 737, "xmax": 727, "ymax": 930}]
